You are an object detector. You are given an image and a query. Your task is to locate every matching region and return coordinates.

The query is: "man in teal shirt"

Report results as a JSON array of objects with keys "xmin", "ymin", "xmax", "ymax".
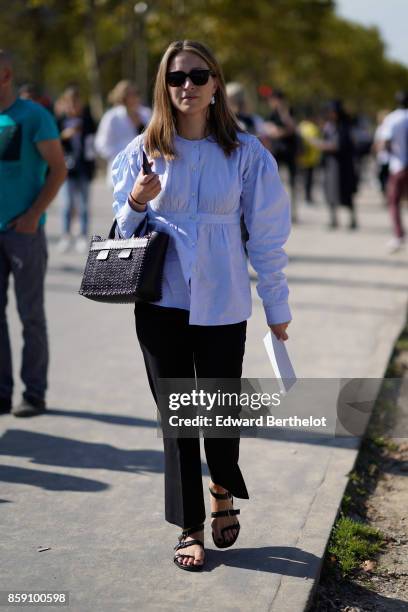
[{"xmin": 0, "ymin": 50, "xmax": 67, "ymax": 416}]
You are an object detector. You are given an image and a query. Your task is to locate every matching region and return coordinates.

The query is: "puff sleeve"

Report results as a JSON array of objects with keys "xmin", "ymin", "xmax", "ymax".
[
  {"xmin": 111, "ymin": 145, "xmax": 147, "ymax": 238},
  {"xmin": 241, "ymin": 138, "xmax": 292, "ymax": 325}
]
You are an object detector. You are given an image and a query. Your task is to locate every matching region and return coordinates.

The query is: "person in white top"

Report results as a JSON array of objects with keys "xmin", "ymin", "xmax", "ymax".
[
  {"xmin": 372, "ymin": 109, "xmax": 390, "ymax": 204},
  {"xmin": 94, "ymin": 80, "xmax": 151, "ymax": 183},
  {"xmin": 379, "ymin": 91, "xmax": 408, "ymax": 252}
]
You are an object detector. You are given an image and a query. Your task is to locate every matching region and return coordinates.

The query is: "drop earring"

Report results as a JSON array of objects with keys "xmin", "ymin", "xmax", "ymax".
[{"xmin": 210, "ymin": 95, "xmax": 215, "ymax": 105}]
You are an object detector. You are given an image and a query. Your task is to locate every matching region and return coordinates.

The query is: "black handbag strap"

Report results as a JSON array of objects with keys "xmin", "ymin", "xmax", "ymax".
[{"xmin": 108, "ymin": 216, "xmax": 149, "ymax": 240}]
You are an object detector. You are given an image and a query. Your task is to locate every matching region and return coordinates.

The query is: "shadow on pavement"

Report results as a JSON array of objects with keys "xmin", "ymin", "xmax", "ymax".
[
  {"xmin": 0, "ymin": 430, "xmax": 167, "ymax": 475},
  {"xmin": 0, "ymin": 429, "xmax": 209, "ymax": 478},
  {"xmin": 0, "ymin": 464, "xmax": 107, "ymax": 491},
  {"xmin": 42, "ymin": 408, "xmax": 158, "ymax": 429},
  {"xmin": 204, "ymin": 545, "xmax": 318, "ymax": 577}
]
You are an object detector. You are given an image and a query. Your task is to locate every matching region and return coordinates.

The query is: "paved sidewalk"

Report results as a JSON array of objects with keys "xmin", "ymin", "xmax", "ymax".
[{"xmin": 1, "ymin": 172, "xmax": 407, "ymax": 612}]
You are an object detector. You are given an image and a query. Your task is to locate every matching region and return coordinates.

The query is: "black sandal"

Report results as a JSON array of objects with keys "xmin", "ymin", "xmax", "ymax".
[
  {"xmin": 173, "ymin": 524, "xmax": 205, "ymax": 572},
  {"xmin": 209, "ymin": 486, "xmax": 241, "ymax": 549}
]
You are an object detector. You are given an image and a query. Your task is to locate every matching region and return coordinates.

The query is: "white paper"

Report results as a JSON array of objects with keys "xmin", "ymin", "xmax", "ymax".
[{"xmin": 263, "ymin": 331, "xmax": 297, "ymax": 394}]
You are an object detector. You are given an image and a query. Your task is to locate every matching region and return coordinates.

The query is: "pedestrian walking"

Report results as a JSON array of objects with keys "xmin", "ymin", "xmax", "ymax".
[
  {"xmin": 350, "ymin": 113, "xmax": 373, "ymax": 191},
  {"xmin": 56, "ymin": 86, "xmax": 97, "ymax": 253},
  {"xmin": 264, "ymin": 89, "xmax": 299, "ymax": 221},
  {"xmin": 95, "ymin": 80, "xmax": 151, "ymax": 184},
  {"xmin": 373, "ymin": 109, "xmax": 391, "ymax": 205},
  {"xmin": 226, "ymin": 81, "xmax": 268, "ymax": 254},
  {"xmin": 379, "ymin": 91, "xmax": 408, "ymax": 253},
  {"xmin": 226, "ymin": 81, "xmax": 267, "ymax": 139},
  {"xmin": 309, "ymin": 100, "xmax": 358, "ymax": 230},
  {"xmin": 110, "ymin": 40, "xmax": 291, "ymax": 571},
  {"xmin": 297, "ymin": 114, "xmax": 321, "ymax": 205},
  {"xmin": 0, "ymin": 50, "xmax": 67, "ymax": 417}
]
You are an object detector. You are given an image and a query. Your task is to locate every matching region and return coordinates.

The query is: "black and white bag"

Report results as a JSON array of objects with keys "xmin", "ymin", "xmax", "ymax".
[{"xmin": 79, "ymin": 217, "xmax": 169, "ymax": 304}]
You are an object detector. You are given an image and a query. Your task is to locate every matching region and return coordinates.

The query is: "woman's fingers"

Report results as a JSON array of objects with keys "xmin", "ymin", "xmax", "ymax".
[
  {"xmin": 132, "ymin": 170, "xmax": 162, "ymax": 203},
  {"xmin": 140, "ymin": 175, "xmax": 161, "ymax": 193},
  {"xmin": 147, "ymin": 185, "xmax": 161, "ymax": 200},
  {"xmin": 139, "ymin": 172, "xmax": 159, "ymax": 185},
  {"xmin": 146, "ymin": 178, "xmax": 161, "ymax": 193},
  {"xmin": 269, "ymin": 322, "xmax": 290, "ymax": 342}
]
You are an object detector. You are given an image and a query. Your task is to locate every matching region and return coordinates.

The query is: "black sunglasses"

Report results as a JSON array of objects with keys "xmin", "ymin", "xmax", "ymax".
[{"xmin": 166, "ymin": 69, "xmax": 214, "ymax": 87}]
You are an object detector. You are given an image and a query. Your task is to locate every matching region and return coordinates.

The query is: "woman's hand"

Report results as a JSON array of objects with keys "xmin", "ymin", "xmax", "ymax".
[
  {"xmin": 269, "ymin": 321, "xmax": 290, "ymax": 341},
  {"xmin": 130, "ymin": 163, "xmax": 162, "ymax": 207}
]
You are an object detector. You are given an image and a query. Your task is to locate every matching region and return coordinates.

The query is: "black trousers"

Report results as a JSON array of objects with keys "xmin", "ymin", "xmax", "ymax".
[
  {"xmin": 303, "ymin": 167, "xmax": 315, "ymax": 202},
  {"xmin": 134, "ymin": 302, "xmax": 249, "ymax": 529}
]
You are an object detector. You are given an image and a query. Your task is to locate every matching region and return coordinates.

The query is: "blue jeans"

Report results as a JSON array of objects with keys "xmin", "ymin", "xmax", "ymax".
[
  {"xmin": 0, "ymin": 226, "xmax": 48, "ymax": 402},
  {"xmin": 60, "ymin": 175, "xmax": 91, "ymax": 236}
]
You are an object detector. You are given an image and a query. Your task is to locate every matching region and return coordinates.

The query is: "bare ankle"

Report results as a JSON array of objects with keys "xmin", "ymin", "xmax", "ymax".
[
  {"xmin": 184, "ymin": 526, "xmax": 203, "ymax": 535},
  {"xmin": 210, "ymin": 481, "xmax": 228, "ymax": 494}
]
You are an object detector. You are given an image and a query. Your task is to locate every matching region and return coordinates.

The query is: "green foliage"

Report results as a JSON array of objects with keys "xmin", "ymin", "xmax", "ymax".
[
  {"xmin": 370, "ymin": 435, "xmax": 398, "ymax": 452},
  {"xmin": 396, "ymin": 324, "xmax": 408, "ymax": 352},
  {"xmin": 328, "ymin": 517, "xmax": 384, "ymax": 576},
  {"xmin": 0, "ymin": 0, "xmax": 407, "ymax": 113}
]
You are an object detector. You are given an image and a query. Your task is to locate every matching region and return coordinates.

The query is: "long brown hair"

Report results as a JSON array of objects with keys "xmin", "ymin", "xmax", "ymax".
[{"xmin": 144, "ymin": 40, "xmax": 243, "ymax": 160}]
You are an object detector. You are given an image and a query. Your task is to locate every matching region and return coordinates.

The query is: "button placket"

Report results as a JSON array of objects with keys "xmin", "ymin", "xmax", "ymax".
[
  {"xmin": 188, "ymin": 144, "xmax": 200, "ymax": 291},
  {"xmin": 189, "ymin": 144, "xmax": 199, "ymax": 229}
]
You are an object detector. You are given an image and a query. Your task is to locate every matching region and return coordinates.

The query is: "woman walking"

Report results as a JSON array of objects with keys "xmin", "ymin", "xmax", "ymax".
[
  {"xmin": 321, "ymin": 100, "xmax": 358, "ymax": 230},
  {"xmin": 56, "ymin": 86, "xmax": 97, "ymax": 253},
  {"xmin": 95, "ymin": 80, "xmax": 151, "ymax": 184},
  {"xmin": 111, "ymin": 40, "xmax": 291, "ymax": 571}
]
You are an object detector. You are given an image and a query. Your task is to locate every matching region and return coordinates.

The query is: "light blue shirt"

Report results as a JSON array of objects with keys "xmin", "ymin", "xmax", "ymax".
[{"xmin": 112, "ymin": 131, "xmax": 291, "ymax": 326}]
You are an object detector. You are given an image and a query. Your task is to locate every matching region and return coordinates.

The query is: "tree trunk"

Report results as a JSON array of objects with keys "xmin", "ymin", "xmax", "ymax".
[
  {"xmin": 83, "ymin": 0, "xmax": 104, "ymax": 119},
  {"xmin": 134, "ymin": 16, "xmax": 148, "ymax": 103}
]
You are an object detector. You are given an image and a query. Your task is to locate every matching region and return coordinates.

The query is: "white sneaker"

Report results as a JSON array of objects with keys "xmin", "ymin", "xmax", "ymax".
[
  {"xmin": 75, "ymin": 236, "xmax": 88, "ymax": 254},
  {"xmin": 386, "ymin": 237, "xmax": 405, "ymax": 254},
  {"xmin": 56, "ymin": 235, "xmax": 72, "ymax": 253}
]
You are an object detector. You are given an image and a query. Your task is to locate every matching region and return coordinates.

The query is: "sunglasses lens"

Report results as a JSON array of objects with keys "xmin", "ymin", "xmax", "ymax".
[
  {"xmin": 190, "ymin": 70, "xmax": 210, "ymax": 85},
  {"xmin": 166, "ymin": 70, "xmax": 211, "ymax": 87},
  {"xmin": 167, "ymin": 72, "xmax": 185, "ymax": 87}
]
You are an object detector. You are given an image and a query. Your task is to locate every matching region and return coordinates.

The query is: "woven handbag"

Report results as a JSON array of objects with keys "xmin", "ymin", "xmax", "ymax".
[{"xmin": 79, "ymin": 217, "xmax": 169, "ymax": 303}]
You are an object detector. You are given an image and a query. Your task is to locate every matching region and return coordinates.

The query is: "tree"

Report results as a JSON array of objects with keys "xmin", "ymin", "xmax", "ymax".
[{"xmin": 0, "ymin": 0, "xmax": 407, "ymax": 116}]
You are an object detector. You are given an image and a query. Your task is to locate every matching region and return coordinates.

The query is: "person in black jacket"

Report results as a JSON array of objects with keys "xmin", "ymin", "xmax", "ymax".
[
  {"xmin": 320, "ymin": 100, "xmax": 358, "ymax": 230},
  {"xmin": 56, "ymin": 86, "xmax": 97, "ymax": 253},
  {"xmin": 265, "ymin": 90, "xmax": 299, "ymax": 222}
]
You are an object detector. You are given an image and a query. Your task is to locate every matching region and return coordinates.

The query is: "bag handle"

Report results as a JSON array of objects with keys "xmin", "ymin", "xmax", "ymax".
[{"xmin": 108, "ymin": 215, "xmax": 149, "ymax": 240}]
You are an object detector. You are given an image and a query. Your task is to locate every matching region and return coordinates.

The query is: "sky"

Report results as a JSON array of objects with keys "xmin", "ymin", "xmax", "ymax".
[{"xmin": 336, "ymin": 0, "xmax": 408, "ymax": 66}]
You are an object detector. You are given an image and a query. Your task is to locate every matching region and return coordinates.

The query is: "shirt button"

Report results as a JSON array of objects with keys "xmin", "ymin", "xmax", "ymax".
[
  {"xmin": 192, "ymin": 192, "xmax": 196, "ymax": 197},
  {"xmin": 190, "ymin": 214, "xmax": 196, "ymax": 220},
  {"xmin": 191, "ymin": 165, "xmax": 197, "ymax": 171}
]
